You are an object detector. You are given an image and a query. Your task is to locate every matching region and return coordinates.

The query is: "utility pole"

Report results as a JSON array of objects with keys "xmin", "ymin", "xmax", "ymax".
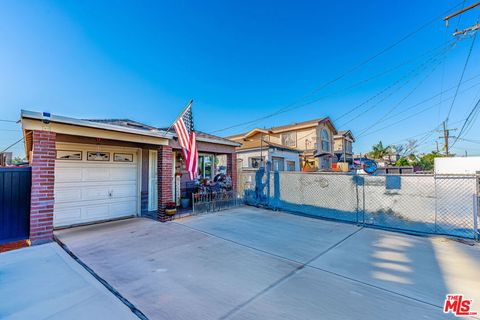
[
  {"xmin": 444, "ymin": 1, "xmax": 480, "ymax": 35},
  {"xmin": 435, "ymin": 141, "xmax": 439, "ymax": 153},
  {"xmin": 438, "ymin": 121, "xmax": 457, "ymax": 156},
  {"xmin": 443, "ymin": 121, "xmax": 450, "ymax": 156}
]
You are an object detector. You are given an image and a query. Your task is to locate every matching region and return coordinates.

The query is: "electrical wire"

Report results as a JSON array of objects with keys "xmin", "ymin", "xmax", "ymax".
[
  {"xmin": 336, "ymin": 46, "xmax": 452, "ymax": 129},
  {"xmin": 357, "ymin": 77, "xmax": 480, "ymax": 138},
  {"xmin": 234, "ymin": 42, "xmax": 453, "ymax": 135},
  {"xmin": 451, "ymin": 96, "xmax": 480, "ymax": 148},
  {"xmin": 1, "ymin": 137, "xmax": 25, "ymax": 153},
  {"xmin": 356, "ymin": 45, "xmax": 454, "ymax": 136},
  {"xmin": 210, "ymin": 1, "xmax": 467, "ymax": 135},
  {"xmin": 445, "ymin": 31, "xmax": 478, "ymax": 122},
  {"xmin": 325, "ymin": 40, "xmax": 457, "ymax": 124}
]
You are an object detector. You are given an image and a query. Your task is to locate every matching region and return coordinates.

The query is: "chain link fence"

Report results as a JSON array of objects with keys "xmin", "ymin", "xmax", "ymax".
[{"xmin": 238, "ymin": 169, "xmax": 480, "ymax": 239}]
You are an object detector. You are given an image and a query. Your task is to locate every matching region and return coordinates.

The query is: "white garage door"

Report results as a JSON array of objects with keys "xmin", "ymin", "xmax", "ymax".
[{"xmin": 54, "ymin": 144, "xmax": 139, "ymax": 228}]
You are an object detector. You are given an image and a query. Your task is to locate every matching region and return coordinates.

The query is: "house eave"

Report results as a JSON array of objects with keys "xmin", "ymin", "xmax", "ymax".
[
  {"xmin": 236, "ymin": 146, "xmax": 302, "ymax": 153},
  {"xmin": 21, "ymin": 110, "xmax": 174, "ymax": 140},
  {"xmin": 168, "ymin": 132, "xmax": 240, "ymax": 147}
]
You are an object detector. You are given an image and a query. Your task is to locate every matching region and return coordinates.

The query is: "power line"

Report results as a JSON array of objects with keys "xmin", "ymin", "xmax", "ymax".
[
  {"xmin": 210, "ymin": 1, "xmax": 466, "ymax": 135},
  {"xmin": 234, "ymin": 41, "xmax": 455, "ymax": 134},
  {"xmin": 445, "ymin": 31, "xmax": 477, "ymax": 122},
  {"xmin": 456, "ymin": 137, "xmax": 480, "ymax": 144},
  {"xmin": 375, "ymin": 118, "xmax": 467, "ymax": 155},
  {"xmin": 336, "ymin": 46, "xmax": 453, "ymax": 129},
  {"xmin": 226, "ymin": 41, "xmax": 454, "ymax": 135},
  {"xmin": 0, "ymin": 119, "xmax": 18, "ymax": 123},
  {"xmin": 358, "ymin": 80, "xmax": 480, "ymax": 138},
  {"xmin": 1, "ymin": 137, "xmax": 24, "ymax": 153},
  {"xmin": 328, "ymin": 40, "xmax": 457, "ymax": 124},
  {"xmin": 368, "ymin": 75, "xmax": 480, "ymax": 124},
  {"xmin": 451, "ymin": 96, "xmax": 480, "ymax": 148},
  {"xmin": 454, "ymin": 0, "xmax": 468, "ymax": 29},
  {"xmin": 356, "ymin": 45, "xmax": 454, "ymax": 136}
]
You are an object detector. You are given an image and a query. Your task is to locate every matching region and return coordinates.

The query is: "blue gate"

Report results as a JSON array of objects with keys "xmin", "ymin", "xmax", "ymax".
[{"xmin": 0, "ymin": 167, "xmax": 31, "ymax": 243}]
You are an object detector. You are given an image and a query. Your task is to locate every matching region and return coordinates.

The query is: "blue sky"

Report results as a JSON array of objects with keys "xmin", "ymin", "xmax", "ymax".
[{"xmin": 1, "ymin": 0, "xmax": 479, "ymax": 158}]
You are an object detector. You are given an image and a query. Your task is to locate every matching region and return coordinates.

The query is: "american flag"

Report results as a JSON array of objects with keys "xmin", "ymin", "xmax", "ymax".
[{"xmin": 172, "ymin": 101, "xmax": 198, "ymax": 180}]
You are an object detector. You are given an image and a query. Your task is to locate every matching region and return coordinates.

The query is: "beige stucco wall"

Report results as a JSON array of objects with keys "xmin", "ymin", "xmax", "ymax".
[
  {"xmin": 236, "ymin": 127, "xmax": 318, "ymax": 151},
  {"xmin": 232, "ymin": 122, "xmax": 336, "ymax": 170}
]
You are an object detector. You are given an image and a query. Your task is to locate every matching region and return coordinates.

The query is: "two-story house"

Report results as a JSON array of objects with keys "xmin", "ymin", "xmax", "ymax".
[
  {"xmin": 333, "ymin": 130, "xmax": 355, "ymax": 163},
  {"xmin": 228, "ymin": 118, "xmax": 338, "ymax": 171}
]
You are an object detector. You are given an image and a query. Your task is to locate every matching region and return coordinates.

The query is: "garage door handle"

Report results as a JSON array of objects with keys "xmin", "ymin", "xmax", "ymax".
[{"xmin": 109, "ymin": 191, "xmax": 113, "ymax": 197}]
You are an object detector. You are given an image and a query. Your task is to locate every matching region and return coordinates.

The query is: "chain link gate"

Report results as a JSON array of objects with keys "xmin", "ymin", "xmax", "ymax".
[{"xmin": 238, "ymin": 169, "xmax": 479, "ymax": 240}]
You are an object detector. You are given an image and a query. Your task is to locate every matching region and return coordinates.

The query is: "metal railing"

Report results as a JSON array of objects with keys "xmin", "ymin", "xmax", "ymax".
[
  {"xmin": 192, "ymin": 190, "xmax": 241, "ymax": 215},
  {"xmin": 238, "ymin": 170, "xmax": 480, "ymax": 240}
]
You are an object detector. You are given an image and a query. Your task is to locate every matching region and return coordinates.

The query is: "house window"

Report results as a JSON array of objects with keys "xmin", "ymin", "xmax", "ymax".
[
  {"xmin": 198, "ymin": 154, "xmax": 214, "ymax": 180},
  {"xmin": 249, "ymin": 157, "xmax": 264, "ymax": 168},
  {"xmin": 321, "ymin": 129, "xmax": 330, "ymax": 151},
  {"xmin": 272, "ymin": 157, "xmax": 284, "ymax": 171},
  {"xmin": 56, "ymin": 150, "xmax": 82, "ymax": 160},
  {"xmin": 114, "ymin": 153, "xmax": 133, "ymax": 162},
  {"xmin": 281, "ymin": 132, "xmax": 296, "ymax": 147},
  {"xmin": 87, "ymin": 151, "xmax": 110, "ymax": 161},
  {"xmin": 215, "ymin": 154, "xmax": 227, "ymax": 174},
  {"xmin": 286, "ymin": 160, "xmax": 295, "ymax": 171}
]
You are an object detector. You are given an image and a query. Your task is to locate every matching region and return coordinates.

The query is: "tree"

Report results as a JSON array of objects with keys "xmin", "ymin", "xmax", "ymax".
[
  {"xmin": 369, "ymin": 141, "xmax": 392, "ymax": 159},
  {"xmin": 417, "ymin": 151, "xmax": 443, "ymax": 171},
  {"xmin": 12, "ymin": 157, "xmax": 26, "ymax": 165},
  {"xmin": 395, "ymin": 157, "xmax": 410, "ymax": 167}
]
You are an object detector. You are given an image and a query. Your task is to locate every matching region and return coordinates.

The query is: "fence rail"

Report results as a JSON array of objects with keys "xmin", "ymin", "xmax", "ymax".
[
  {"xmin": 192, "ymin": 190, "xmax": 241, "ymax": 215},
  {"xmin": 238, "ymin": 169, "xmax": 480, "ymax": 239}
]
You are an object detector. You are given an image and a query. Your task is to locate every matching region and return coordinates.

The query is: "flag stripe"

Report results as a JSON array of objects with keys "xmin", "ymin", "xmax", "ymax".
[
  {"xmin": 174, "ymin": 119, "xmax": 189, "ymax": 150},
  {"xmin": 187, "ymin": 131, "xmax": 197, "ymax": 174},
  {"xmin": 172, "ymin": 103, "xmax": 198, "ymax": 180},
  {"xmin": 178, "ymin": 118, "xmax": 189, "ymax": 147}
]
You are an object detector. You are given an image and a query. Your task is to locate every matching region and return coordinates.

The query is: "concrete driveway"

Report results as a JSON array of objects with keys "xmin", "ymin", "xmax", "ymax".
[
  {"xmin": 0, "ymin": 243, "xmax": 137, "ymax": 320},
  {"xmin": 55, "ymin": 207, "xmax": 480, "ymax": 320}
]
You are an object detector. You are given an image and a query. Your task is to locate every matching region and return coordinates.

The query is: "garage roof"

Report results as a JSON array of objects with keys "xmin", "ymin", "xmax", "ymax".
[{"xmin": 21, "ymin": 110, "xmax": 174, "ymax": 139}]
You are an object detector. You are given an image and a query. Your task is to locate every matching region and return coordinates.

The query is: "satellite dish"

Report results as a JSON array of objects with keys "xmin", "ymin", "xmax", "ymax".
[{"xmin": 362, "ymin": 159, "xmax": 378, "ymax": 174}]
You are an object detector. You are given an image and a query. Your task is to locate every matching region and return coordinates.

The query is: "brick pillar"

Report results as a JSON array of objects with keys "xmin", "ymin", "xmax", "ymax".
[
  {"xmin": 157, "ymin": 145, "xmax": 172, "ymax": 222},
  {"xmin": 30, "ymin": 130, "xmax": 56, "ymax": 245},
  {"xmin": 227, "ymin": 153, "xmax": 237, "ymax": 191}
]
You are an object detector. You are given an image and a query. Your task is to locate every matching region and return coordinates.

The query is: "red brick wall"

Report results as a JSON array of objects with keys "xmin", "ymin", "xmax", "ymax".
[
  {"xmin": 227, "ymin": 153, "xmax": 237, "ymax": 191},
  {"xmin": 30, "ymin": 130, "xmax": 56, "ymax": 244},
  {"xmin": 157, "ymin": 145, "xmax": 172, "ymax": 221}
]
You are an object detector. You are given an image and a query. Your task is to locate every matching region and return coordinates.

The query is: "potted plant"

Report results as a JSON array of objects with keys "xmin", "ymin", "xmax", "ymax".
[
  {"xmin": 180, "ymin": 196, "xmax": 190, "ymax": 209},
  {"xmin": 165, "ymin": 201, "xmax": 177, "ymax": 216}
]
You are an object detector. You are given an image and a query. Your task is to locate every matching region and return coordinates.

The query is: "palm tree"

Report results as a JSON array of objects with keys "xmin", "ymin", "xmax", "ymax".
[{"xmin": 369, "ymin": 141, "xmax": 392, "ymax": 160}]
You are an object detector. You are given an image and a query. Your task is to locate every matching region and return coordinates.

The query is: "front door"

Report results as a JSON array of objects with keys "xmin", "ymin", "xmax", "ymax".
[{"xmin": 148, "ymin": 150, "xmax": 158, "ymax": 211}]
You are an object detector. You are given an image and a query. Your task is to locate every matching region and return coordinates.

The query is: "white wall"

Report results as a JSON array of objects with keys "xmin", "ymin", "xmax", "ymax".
[
  {"xmin": 236, "ymin": 148, "xmax": 300, "ymax": 171},
  {"xmin": 237, "ymin": 150, "xmax": 265, "ymax": 168},
  {"xmin": 435, "ymin": 157, "xmax": 480, "ymax": 174},
  {"xmin": 269, "ymin": 148, "xmax": 301, "ymax": 171}
]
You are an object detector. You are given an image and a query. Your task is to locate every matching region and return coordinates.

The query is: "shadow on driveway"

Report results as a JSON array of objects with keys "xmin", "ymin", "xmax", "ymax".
[{"xmin": 54, "ymin": 207, "xmax": 480, "ymax": 320}]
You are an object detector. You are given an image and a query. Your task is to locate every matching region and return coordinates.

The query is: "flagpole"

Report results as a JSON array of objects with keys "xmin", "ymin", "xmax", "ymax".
[{"xmin": 163, "ymin": 99, "xmax": 193, "ymax": 137}]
